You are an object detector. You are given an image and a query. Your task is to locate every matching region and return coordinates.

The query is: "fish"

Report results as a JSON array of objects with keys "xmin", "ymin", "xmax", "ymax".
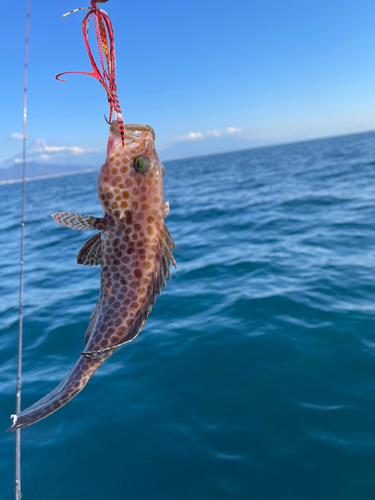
[{"xmin": 9, "ymin": 121, "xmax": 176, "ymax": 431}]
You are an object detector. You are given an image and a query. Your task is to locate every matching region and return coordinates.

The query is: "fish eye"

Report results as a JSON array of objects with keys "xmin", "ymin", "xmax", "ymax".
[
  {"xmin": 134, "ymin": 155, "xmax": 151, "ymax": 173},
  {"xmin": 161, "ymin": 165, "xmax": 165, "ymax": 177}
]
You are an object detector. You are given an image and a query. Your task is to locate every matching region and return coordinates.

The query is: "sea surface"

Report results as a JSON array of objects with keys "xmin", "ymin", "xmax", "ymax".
[{"xmin": 1, "ymin": 132, "xmax": 375, "ymax": 500}]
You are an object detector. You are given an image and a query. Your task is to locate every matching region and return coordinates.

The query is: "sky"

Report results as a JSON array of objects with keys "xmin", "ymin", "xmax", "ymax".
[{"xmin": 1, "ymin": 0, "xmax": 375, "ymax": 164}]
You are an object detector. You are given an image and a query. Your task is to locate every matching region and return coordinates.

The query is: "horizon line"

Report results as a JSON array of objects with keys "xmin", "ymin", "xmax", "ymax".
[{"xmin": 1, "ymin": 128, "xmax": 374, "ymax": 185}]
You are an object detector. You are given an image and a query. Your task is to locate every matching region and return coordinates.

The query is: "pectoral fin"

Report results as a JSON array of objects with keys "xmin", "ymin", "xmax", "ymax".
[
  {"xmin": 52, "ymin": 212, "xmax": 102, "ymax": 230},
  {"xmin": 77, "ymin": 232, "xmax": 102, "ymax": 266}
]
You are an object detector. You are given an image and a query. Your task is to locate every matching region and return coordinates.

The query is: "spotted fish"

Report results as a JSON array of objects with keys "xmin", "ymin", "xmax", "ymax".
[{"xmin": 9, "ymin": 122, "xmax": 176, "ymax": 430}]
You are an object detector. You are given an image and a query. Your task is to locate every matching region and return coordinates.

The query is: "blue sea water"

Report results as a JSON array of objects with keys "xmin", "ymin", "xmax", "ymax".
[{"xmin": 1, "ymin": 131, "xmax": 375, "ymax": 499}]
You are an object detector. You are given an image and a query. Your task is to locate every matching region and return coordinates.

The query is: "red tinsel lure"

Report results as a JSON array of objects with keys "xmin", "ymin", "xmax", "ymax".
[{"xmin": 56, "ymin": 0, "xmax": 125, "ymax": 147}]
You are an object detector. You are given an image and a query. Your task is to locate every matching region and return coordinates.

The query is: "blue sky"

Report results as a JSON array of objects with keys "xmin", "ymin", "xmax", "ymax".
[{"xmin": 1, "ymin": 0, "xmax": 375, "ymax": 163}]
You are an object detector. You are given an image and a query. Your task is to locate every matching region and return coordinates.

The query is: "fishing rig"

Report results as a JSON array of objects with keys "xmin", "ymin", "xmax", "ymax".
[
  {"xmin": 14, "ymin": 1, "xmax": 123, "ymax": 498},
  {"xmin": 57, "ymin": 0, "xmax": 126, "ymax": 147}
]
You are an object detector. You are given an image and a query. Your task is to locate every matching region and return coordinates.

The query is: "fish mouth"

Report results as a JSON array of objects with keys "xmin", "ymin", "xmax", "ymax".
[{"xmin": 110, "ymin": 122, "xmax": 155, "ymax": 142}]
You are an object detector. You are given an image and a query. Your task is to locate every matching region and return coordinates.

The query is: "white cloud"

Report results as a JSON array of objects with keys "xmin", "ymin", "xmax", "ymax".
[
  {"xmin": 178, "ymin": 127, "xmax": 243, "ymax": 142},
  {"xmin": 185, "ymin": 132, "xmax": 204, "ymax": 140},
  {"xmin": 29, "ymin": 140, "xmax": 100, "ymax": 156},
  {"xmin": 5, "ymin": 138, "xmax": 104, "ymax": 167},
  {"xmin": 227, "ymin": 127, "xmax": 242, "ymax": 134},
  {"xmin": 8, "ymin": 133, "xmax": 23, "ymax": 140},
  {"xmin": 42, "ymin": 145, "xmax": 85, "ymax": 155}
]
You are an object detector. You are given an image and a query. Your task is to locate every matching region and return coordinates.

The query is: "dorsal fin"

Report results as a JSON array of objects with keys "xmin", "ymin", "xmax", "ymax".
[
  {"xmin": 155, "ymin": 224, "xmax": 176, "ymax": 293},
  {"xmin": 164, "ymin": 201, "xmax": 170, "ymax": 216},
  {"xmin": 77, "ymin": 232, "xmax": 102, "ymax": 266}
]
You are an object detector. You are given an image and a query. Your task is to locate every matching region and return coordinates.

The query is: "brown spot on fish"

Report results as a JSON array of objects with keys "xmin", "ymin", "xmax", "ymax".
[{"xmin": 134, "ymin": 269, "xmax": 142, "ymax": 279}]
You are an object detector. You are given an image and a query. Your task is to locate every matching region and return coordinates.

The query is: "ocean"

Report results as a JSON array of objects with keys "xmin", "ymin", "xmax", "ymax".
[{"xmin": 1, "ymin": 131, "xmax": 375, "ymax": 499}]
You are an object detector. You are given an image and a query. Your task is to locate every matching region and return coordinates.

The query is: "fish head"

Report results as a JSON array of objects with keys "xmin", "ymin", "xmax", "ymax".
[{"xmin": 98, "ymin": 122, "xmax": 166, "ymax": 222}]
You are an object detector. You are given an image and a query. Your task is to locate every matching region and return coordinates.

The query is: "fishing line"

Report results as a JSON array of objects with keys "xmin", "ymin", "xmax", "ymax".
[{"xmin": 15, "ymin": 0, "xmax": 30, "ymax": 498}]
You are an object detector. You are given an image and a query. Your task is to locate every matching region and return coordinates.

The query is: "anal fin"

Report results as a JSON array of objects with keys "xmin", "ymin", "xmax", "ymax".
[
  {"xmin": 77, "ymin": 232, "xmax": 102, "ymax": 266},
  {"xmin": 52, "ymin": 212, "xmax": 102, "ymax": 230},
  {"xmin": 85, "ymin": 301, "xmax": 100, "ymax": 344}
]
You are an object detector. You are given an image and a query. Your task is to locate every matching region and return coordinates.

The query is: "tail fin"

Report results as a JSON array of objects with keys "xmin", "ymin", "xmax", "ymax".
[{"xmin": 8, "ymin": 349, "xmax": 114, "ymax": 431}]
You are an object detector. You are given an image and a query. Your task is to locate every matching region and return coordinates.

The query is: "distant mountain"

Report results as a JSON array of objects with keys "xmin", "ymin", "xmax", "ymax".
[
  {"xmin": 0, "ymin": 138, "xmax": 104, "ymax": 182},
  {"xmin": 159, "ymin": 136, "xmax": 271, "ymax": 161}
]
